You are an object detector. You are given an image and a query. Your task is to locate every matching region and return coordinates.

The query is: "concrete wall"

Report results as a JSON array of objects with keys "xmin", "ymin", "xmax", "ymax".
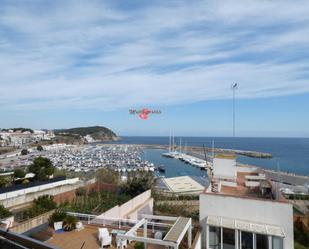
[
  {"xmin": 199, "ymin": 193, "xmax": 294, "ymax": 249},
  {"xmin": 0, "ymin": 180, "xmax": 85, "ymax": 209},
  {"xmin": 97, "ymin": 190, "xmax": 153, "ymax": 220},
  {"xmin": 10, "ymin": 210, "xmax": 55, "ymax": 234}
]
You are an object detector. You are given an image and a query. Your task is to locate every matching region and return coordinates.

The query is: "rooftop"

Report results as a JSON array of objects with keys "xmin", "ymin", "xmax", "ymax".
[
  {"xmin": 47, "ymin": 224, "xmax": 163, "ymax": 249},
  {"xmin": 208, "ymin": 171, "xmax": 288, "ymax": 202},
  {"xmin": 47, "ymin": 213, "xmax": 194, "ymax": 249},
  {"xmin": 161, "ymin": 176, "xmax": 205, "ymax": 194}
]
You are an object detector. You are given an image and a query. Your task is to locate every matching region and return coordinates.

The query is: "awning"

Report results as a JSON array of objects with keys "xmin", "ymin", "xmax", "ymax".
[
  {"xmin": 164, "ymin": 217, "xmax": 191, "ymax": 243},
  {"xmin": 206, "ymin": 215, "xmax": 285, "ymax": 238}
]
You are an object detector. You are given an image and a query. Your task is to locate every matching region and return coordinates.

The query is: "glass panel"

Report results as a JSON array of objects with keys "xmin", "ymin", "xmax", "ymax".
[
  {"xmin": 209, "ymin": 226, "xmax": 221, "ymax": 249},
  {"xmin": 256, "ymin": 234, "xmax": 269, "ymax": 249},
  {"xmin": 241, "ymin": 231, "xmax": 253, "ymax": 249},
  {"xmin": 272, "ymin": 237, "xmax": 283, "ymax": 249},
  {"xmin": 223, "ymin": 228, "xmax": 235, "ymax": 249}
]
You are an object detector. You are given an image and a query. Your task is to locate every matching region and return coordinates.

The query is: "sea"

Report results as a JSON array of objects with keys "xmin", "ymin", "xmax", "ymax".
[{"xmin": 109, "ymin": 136, "xmax": 309, "ymax": 176}]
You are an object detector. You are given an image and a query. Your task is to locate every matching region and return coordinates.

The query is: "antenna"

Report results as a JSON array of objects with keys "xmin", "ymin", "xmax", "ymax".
[
  {"xmin": 203, "ymin": 144, "xmax": 208, "ymax": 163},
  {"xmin": 276, "ymin": 162, "xmax": 282, "ymax": 200},
  {"xmin": 231, "ymin": 83, "xmax": 238, "ymax": 149}
]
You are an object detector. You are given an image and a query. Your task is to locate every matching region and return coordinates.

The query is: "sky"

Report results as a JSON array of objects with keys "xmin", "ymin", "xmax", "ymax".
[{"xmin": 0, "ymin": 0, "xmax": 309, "ymax": 137}]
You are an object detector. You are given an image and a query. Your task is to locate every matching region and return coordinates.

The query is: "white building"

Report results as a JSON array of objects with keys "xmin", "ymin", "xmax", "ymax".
[
  {"xmin": 212, "ymin": 155, "xmax": 237, "ymax": 181},
  {"xmin": 199, "ymin": 166, "xmax": 294, "ymax": 249}
]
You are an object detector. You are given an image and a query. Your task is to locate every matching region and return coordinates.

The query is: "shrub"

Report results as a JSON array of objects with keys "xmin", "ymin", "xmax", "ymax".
[
  {"xmin": 49, "ymin": 210, "xmax": 67, "ymax": 226},
  {"xmin": 33, "ymin": 195, "xmax": 57, "ymax": 211},
  {"xmin": 0, "ymin": 175, "xmax": 11, "ymax": 187},
  {"xmin": 37, "ymin": 145, "xmax": 43, "ymax": 151},
  {"xmin": 0, "ymin": 204, "xmax": 12, "ymax": 219},
  {"xmin": 95, "ymin": 168, "xmax": 119, "ymax": 185},
  {"xmin": 22, "ymin": 179, "xmax": 30, "ymax": 185},
  {"xmin": 14, "ymin": 169, "xmax": 26, "ymax": 179},
  {"xmin": 134, "ymin": 242, "xmax": 144, "ymax": 249},
  {"xmin": 63, "ymin": 215, "xmax": 78, "ymax": 231},
  {"xmin": 75, "ymin": 187, "xmax": 87, "ymax": 197},
  {"xmin": 21, "ymin": 149, "xmax": 28, "ymax": 155}
]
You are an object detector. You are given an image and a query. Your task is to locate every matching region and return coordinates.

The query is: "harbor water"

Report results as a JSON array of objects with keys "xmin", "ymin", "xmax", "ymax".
[{"xmin": 111, "ymin": 136, "xmax": 309, "ymax": 176}]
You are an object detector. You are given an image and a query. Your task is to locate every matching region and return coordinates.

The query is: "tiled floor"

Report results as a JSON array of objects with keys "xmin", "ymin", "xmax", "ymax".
[{"xmin": 47, "ymin": 225, "xmax": 165, "ymax": 249}]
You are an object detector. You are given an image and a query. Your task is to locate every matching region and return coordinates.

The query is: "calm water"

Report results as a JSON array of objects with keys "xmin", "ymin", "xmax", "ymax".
[
  {"xmin": 142, "ymin": 148, "xmax": 207, "ymax": 178},
  {"xmin": 112, "ymin": 136, "xmax": 309, "ymax": 176}
]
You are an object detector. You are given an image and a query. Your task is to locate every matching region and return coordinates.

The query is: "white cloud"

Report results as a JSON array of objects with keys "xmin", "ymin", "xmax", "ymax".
[{"xmin": 0, "ymin": 0, "xmax": 309, "ymax": 111}]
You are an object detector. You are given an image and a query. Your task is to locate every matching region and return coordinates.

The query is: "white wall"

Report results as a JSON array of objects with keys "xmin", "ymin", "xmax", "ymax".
[
  {"xmin": 199, "ymin": 193, "xmax": 294, "ymax": 249},
  {"xmin": 213, "ymin": 158, "xmax": 236, "ymax": 180},
  {"xmin": 97, "ymin": 190, "xmax": 153, "ymax": 220}
]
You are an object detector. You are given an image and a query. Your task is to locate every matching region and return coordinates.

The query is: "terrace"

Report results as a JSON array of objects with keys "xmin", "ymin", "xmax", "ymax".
[{"xmin": 47, "ymin": 213, "xmax": 193, "ymax": 249}]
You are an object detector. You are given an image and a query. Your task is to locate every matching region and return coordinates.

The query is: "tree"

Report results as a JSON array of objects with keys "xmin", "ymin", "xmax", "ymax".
[
  {"xmin": 121, "ymin": 171, "xmax": 154, "ymax": 197},
  {"xmin": 37, "ymin": 145, "xmax": 43, "ymax": 151},
  {"xmin": 28, "ymin": 156, "xmax": 55, "ymax": 180},
  {"xmin": 13, "ymin": 169, "xmax": 26, "ymax": 179},
  {"xmin": 33, "ymin": 195, "xmax": 57, "ymax": 211},
  {"xmin": 95, "ymin": 168, "xmax": 119, "ymax": 185},
  {"xmin": 21, "ymin": 149, "xmax": 28, "ymax": 155}
]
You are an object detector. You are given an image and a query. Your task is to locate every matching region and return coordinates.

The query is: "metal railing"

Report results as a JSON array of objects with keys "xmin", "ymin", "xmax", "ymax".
[{"xmin": 66, "ymin": 212, "xmax": 172, "ymax": 233}]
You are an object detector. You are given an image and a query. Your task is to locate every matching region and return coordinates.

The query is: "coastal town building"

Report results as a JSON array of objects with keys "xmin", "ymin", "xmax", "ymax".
[
  {"xmin": 200, "ymin": 165, "xmax": 294, "ymax": 249},
  {"xmin": 0, "ymin": 129, "xmax": 55, "ymax": 148}
]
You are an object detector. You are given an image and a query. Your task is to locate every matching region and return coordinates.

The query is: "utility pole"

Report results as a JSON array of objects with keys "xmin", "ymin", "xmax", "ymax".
[{"xmin": 231, "ymin": 83, "xmax": 238, "ymax": 149}]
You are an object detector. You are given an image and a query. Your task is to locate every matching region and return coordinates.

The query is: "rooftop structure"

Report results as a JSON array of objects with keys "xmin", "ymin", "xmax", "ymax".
[
  {"xmin": 46, "ymin": 213, "xmax": 193, "ymax": 249},
  {"xmin": 158, "ymin": 176, "xmax": 207, "ymax": 195},
  {"xmin": 212, "ymin": 154, "xmax": 237, "ymax": 181},
  {"xmin": 200, "ymin": 165, "xmax": 294, "ymax": 249}
]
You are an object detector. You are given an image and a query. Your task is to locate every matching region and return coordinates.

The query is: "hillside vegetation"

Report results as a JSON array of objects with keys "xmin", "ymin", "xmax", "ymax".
[{"xmin": 54, "ymin": 126, "xmax": 119, "ymax": 142}]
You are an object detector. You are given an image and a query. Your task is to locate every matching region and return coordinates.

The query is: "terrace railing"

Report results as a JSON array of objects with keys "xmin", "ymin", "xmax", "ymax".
[{"xmin": 66, "ymin": 212, "xmax": 172, "ymax": 232}]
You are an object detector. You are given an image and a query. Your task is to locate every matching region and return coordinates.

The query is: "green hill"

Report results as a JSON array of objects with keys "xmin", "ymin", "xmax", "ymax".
[{"xmin": 54, "ymin": 126, "xmax": 119, "ymax": 142}]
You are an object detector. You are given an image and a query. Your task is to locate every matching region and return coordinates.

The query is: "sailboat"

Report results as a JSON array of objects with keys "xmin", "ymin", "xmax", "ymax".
[{"xmin": 162, "ymin": 130, "xmax": 174, "ymax": 158}]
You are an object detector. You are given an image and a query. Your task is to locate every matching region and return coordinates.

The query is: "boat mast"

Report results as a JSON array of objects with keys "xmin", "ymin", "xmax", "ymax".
[
  {"xmin": 169, "ymin": 130, "xmax": 171, "ymax": 152},
  {"xmin": 179, "ymin": 137, "xmax": 182, "ymax": 153},
  {"xmin": 172, "ymin": 131, "xmax": 175, "ymax": 152}
]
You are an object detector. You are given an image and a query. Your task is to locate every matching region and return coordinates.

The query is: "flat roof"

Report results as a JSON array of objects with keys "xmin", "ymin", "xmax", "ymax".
[
  {"xmin": 162, "ymin": 176, "xmax": 205, "ymax": 194},
  {"xmin": 206, "ymin": 215, "xmax": 285, "ymax": 238}
]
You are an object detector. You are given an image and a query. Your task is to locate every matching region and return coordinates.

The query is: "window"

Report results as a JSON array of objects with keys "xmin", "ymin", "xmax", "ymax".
[
  {"xmin": 223, "ymin": 228, "xmax": 235, "ymax": 249},
  {"xmin": 209, "ymin": 226, "xmax": 221, "ymax": 249},
  {"xmin": 241, "ymin": 231, "xmax": 253, "ymax": 249},
  {"xmin": 256, "ymin": 234, "xmax": 268, "ymax": 249},
  {"xmin": 272, "ymin": 237, "xmax": 283, "ymax": 249}
]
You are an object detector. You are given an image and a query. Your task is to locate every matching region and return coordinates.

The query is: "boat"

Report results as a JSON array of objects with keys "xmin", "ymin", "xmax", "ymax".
[{"xmin": 158, "ymin": 165, "xmax": 166, "ymax": 173}]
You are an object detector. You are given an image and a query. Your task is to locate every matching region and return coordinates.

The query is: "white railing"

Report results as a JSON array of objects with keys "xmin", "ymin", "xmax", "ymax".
[{"xmin": 66, "ymin": 212, "xmax": 172, "ymax": 233}]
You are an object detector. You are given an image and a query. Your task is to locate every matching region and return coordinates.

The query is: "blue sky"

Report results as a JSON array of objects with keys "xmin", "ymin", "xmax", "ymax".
[{"xmin": 0, "ymin": 0, "xmax": 309, "ymax": 137}]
